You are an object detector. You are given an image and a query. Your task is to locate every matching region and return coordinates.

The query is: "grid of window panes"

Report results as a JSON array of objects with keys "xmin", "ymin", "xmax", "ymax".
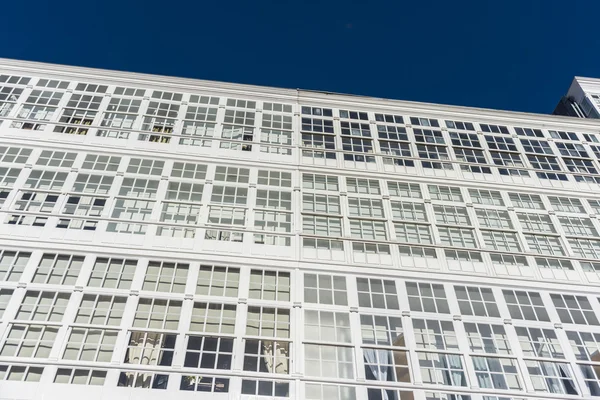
[
  {"xmin": 3, "ymin": 73, "xmax": 600, "ymax": 188},
  {"xmin": 2, "ymin": 66, "xmax": 600, "ymax": 399},
  {"xmin": 1, "ymin": 248, "xmax": 600, "ymax": 398}
]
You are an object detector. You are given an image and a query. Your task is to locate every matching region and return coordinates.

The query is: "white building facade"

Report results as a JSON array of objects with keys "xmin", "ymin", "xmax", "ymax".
[{"xmin": 0, "ymin": 59, "xmax": 599, "ymax": 400}]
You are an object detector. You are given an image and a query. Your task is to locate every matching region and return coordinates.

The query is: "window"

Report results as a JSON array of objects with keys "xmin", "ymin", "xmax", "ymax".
[
  {"xmin": 362, "ymin": 347, "xmax": 410, "ymax": 382},
  {"xmin": 394, "ymin": 223, "xmax": 432, "ymax": 244},
  {"xmin": 418, "ymin": 352, "xmax": 467, "ymax": 386},
  {"xmin": 254, "ymin": 172, "xmax": 291, "ymax": 190},
  {"xmin": 142, "ymin": 261, "xmax": 188, "ymax": 293},
  {"xmin": 428, "ymin": 185, "xmax": 463, "ymax": 202},
  {"xmin": 472, "ymin": 356, "xmax": 522, "ymax": 390},
  {"xmin": 0, "ymin": 289, "xmax": 13, "ymax": 318},
  {"xmin": 556, "ymin": 142, "xmax": 589, "ymax": 157},
  {"xmin": 357, "ymin": 278, "xmax": 399, "ymax": 309},
  {"xmin": 75, "ymin": 294, "xmax": 126, "ymax": 326},
  {"xmin": 305, "ymin": 310, "xmax": 351, "ymax": 343},
  {"xmin": 126, "ymin": 158, "xmax": 164, "ymax": 175},
  {"xmin": 388, "ymin": 181, "xmax": 422, "ymax": 198},
  {"xmin": 302, "ymin": 193, "xmax": 339, "ymax": 214},
  {"xmin": 36, "ymin": 150, "xmax": 77, "ymax": 168},
  {"xmin": 0, "ymin": 324, "xmax": 58, "ymax": 358},
  {"xmin": 520, "ymin": 138, "xmax": 553, "ymax": 154},
  {"xmin": 118, "ymin": 178, "xmax": 159, "ymax": 198},
  {"xmin": 437, "ymin": 227, "xmax": 476, "ymax": 248},
  {"xmin": 411, "ymin": 117, "xmax": 440, "ymax": 127},
  {"xmin": 378, "ymin": 124, "xmax": 408, "ymax": 141},
  {"xmin": 158, "ymin": 203, "xmax": 201, "ymax": 237},
  {"xmin": 399, "ymin": 245, "xmax": 438, "ymax": 269},
  {"xmin": 524, "ymin": 234, "xmax": 564, "ymax": 256},
  {"xmin": 551, "ymin": 294, "xmax": 599, "ymax": 325},
  {"xmin": 16, "ymin": 291, "xmax": 70, "ymax": 322},
  {"xmin": 304, "ymin": 273, "xmax": 347, "ymax": 305},
  {"xmin": 413, "ymin": 319, "xmax": 458, "ymax": 350},
  {"xmin": 72, "ymin": 173, "xmax": 113, "ymax": 194},
  {"xmin": 559, "ymin": 216, "xmax": 598, "ymax": 236},
  {"xmin": 391, "ymin": 201, "xmax": 427, "ymax": 221},
  {"xmin": 569, "ymin": 238, "xmax": 600, "ymax": 258},
  {"xmin": 249, "ymin": 269, "xmax": 290, "ymax": 301},
  {"xmin": 515, "ymin": 127, "xmax": 544, "ymax": 137},
  {"xmin": 464, "ymin": 323, "xmax": 511, "ymax": 354},
  {"xmin": 346, "ymin": 178, "xmax": 380, "ymax": 195},
  {"xmin": 302, "ymin": 117, "xmax": 334, "ymax": 133},
  {"xmin": 475, "ymin": 209, "xmax": 512, "ymax": 229},
  {"xmin": 54, "ymin": 368, "xmax": 106, "ymax": 385},
  {"xmin": 58, "ymin": 195, "xmax": 106, "ymax": 231},
  {"xmin": 454, "ymin": 286, "xmax": 500, "ymax": 317},
  {"xmin": 302, "ymin": 133, "xmax": 336, "ymax": 159},
  {"xmin": 82, "ymin": 154, "xmax": 121, "ymax": 172},
  {"xmin": 578, "ymin": 364, "xmax": 600, "ymax": 397},
  {"xmin": 305, "ymin": 383, "xmax": 356, "ymax": 400},
  {"xmin": 196, "ymin": 265, "xmax": 240, "ymax": 297},
  {"xmin": 481, "ymin": 230, "xmax": 521, "ymax": 252},
  {"xmin": 0, "ymin": 364, "xmax": 43, "ymax": 382},
  {"xmin": 262, "ymin": 113, "xmax": 292, "ymax": 130},
  {"xmin": 117, "ymin": 371, "xmax": 169, "ymax": 389},
  {"xmin": 305, "ymin": 344, "xmax": 354, "ymax": 379},
  {"xmin": 525, "ymin": 360, "xmax": 578, "ymax": 394},
  {"xmin": 566, "ymin": 330, "xmax": 600, "ymax": 361},
  {"xmin": 247, "ymin": 306, "xmax": 290, "ymax": 338},
  {"xmin": 210, "ymin": 186, "xmax": 248, "ymax": 205},
  {"xmin": 485, "ymin": 135, "xmax": 517, "ymax": 150},
  {"xmin": 502, "ymin": 290, "xmax": 549, "ymax": 321},
  {"xmin": 62, "ymin": 328, "xmax": 118, "ymax": 362},
  {"xmin": 133, "ymin": 298, "xmax": 182, "ymax": 330},
  {"xmin": 536, "ymin": 257, "xmax": 577, "ymax": 281},
  {"xmin": 517, "ymin": 213, "xmax": 555, "ymax": 233},
  {"xmin": 435, "ymin": 205, "xmax": 470, "ymax": 226},
  {"xmin": 24, "ymin": 170, "xmax": 67, "ymax": 190},
  {"xmin": 509, "ymin": 193, "xmax": 544, "ymax": 210},
  {"xmin": 359, "ymin": 314, "xmax": 404, "ymax": 347},
  {"xmin": 548, "ymin": 196, "xmax": 586, "ymax": 213},
  {"xmin": 32, "ymin": 253, "xmax": 84, "ymax": 285},
  {"xmin": 0, "ymin": 166, "xmax": 20, "ymax": 187},
  {"xmin": 180, "ymin": 374, "xmax": 229, "ymax": 392},
  {"xmin": 213, "ymin": 166, "xmax": 249, "ymax": 183},
  {"xmin": 108, "ymin": 199, "xmax": 154, "ymax": 233},
  {"xmin": 0, "ymin": 250, "xmax": 31, "ymax": 282},
  {"xmin": 190, "ymin": 302, "xmax": 236, "ymax": 334},
  {"xmin": 348, "ymin": 197, "xmax": 384, "ymax": 218},
  {"xmin": 350, "ymin": 219, "xmax": 387, "ymax": 240},
  {"xmin": 125, "ymin": 331, "xmax": 176, "ymax": 366},
  {"xmin": 88, "ymin": 257, "xmax": 137, "ymax": 289},
  {"xmin": 515, "ymin": 327, "xmax": 563, "ymax": 358},
  {"xmin": 406, "ymin": 282, "xmax": 450, "ymax": 313},
  {"xmin": 183, "ymin": 336, "xmax": 233, "ymax": 369},
  {"xmin": 241, "ymin": 380, "xmax": 289, "ymax": 397},
  {"xmin": 446, "ymin": 120, "xmax": 475, "ymax": 130},
  {"xmin": 303, "ymin": 215, "xmax": 342, "ymax": 237},
  {"xmin": 170, "ymin": 162, "xmax": 207, "ymax": 180},
  {"xmin": 0, "ymin": 146, "xmax": 32, "ymax": 164},
  {"xmin": 0, "ymin": 74, "xmax": 30, "ymax": 85},
  {"xmin": 243, "ymin": 339, "xmax": 290, "ymax": 374},
  {"xmin": 303, "ymin": 173, "xmax": 339, "ymax": 191}
]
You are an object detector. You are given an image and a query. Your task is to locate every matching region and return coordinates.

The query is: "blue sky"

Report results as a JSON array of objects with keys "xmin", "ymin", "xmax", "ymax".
[{"xmin": 1, "ymin": 1, "xmax": 598, "ymax": 114}]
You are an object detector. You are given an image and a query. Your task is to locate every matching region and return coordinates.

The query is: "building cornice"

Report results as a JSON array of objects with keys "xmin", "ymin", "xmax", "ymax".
[{"xmin": 2, "ymin": 57, "xmax": 600, "ymax": 131}]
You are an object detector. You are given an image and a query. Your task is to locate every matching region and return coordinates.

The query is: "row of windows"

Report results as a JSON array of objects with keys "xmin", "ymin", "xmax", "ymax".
[
  {"xmin": 1, "ymin": 255, "xmax": 599, "ymax": 326},
  {"xmin": 0, "ymin": 360, "xmax": 560, "ymax": 400},
  {"xmin": 1, "ymin": 318, "xmax": 599, "ymax": 396}
]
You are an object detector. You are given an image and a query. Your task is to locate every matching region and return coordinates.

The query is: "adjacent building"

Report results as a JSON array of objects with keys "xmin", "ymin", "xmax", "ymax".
[
  {"xmin": 554, "ymin": 76, "xmax": 600, "ymax": 118},
  {"xmin": 0, "ymin": 58, "xmax": 599, "ymax": 400}
]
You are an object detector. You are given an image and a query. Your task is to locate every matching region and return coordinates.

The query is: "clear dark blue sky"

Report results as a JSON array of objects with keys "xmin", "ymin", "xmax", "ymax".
[{"xmin": 2, "ymin": 1, "xmax": 599, "ymax": 114}]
